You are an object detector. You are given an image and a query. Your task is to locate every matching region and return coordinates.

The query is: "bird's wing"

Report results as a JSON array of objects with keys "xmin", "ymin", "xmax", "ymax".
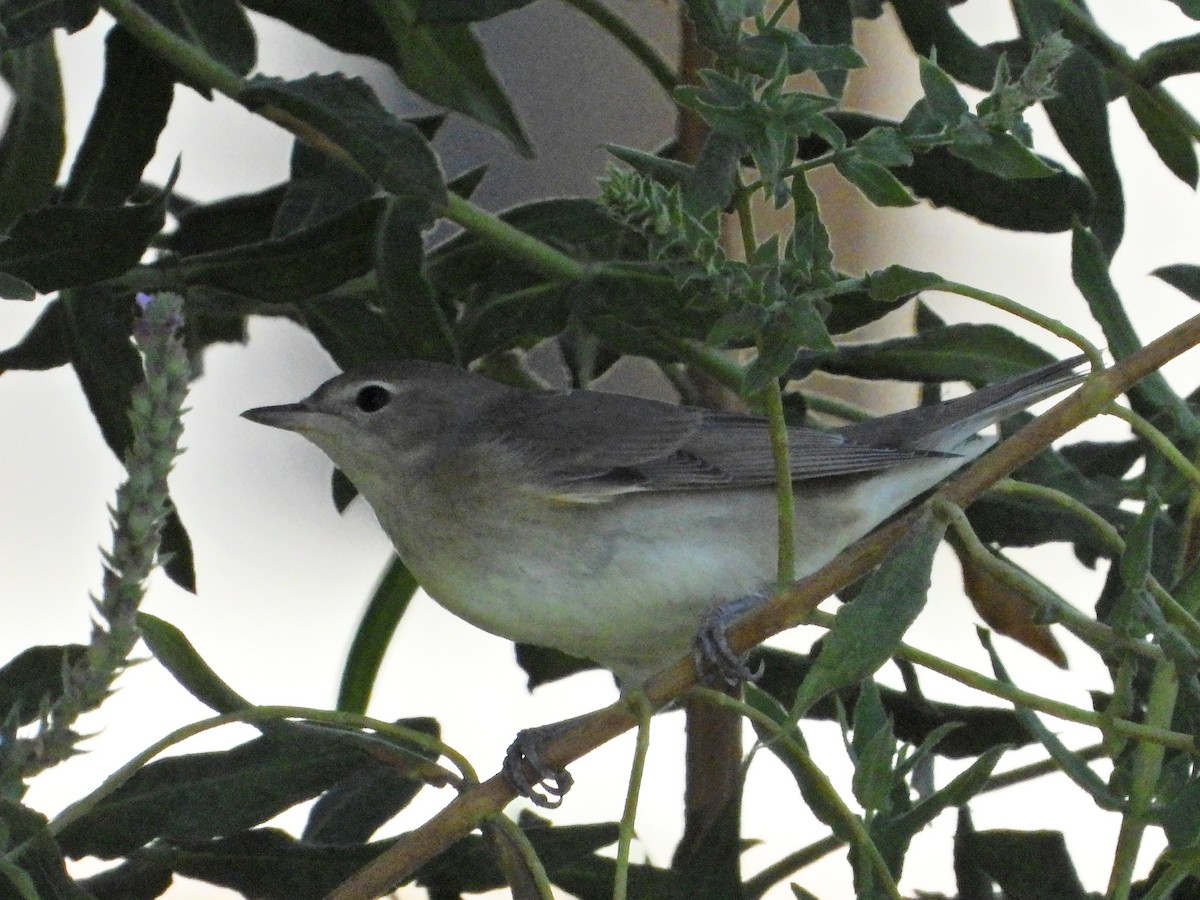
[{"xmin": 478, "ymin": 390, "xmax": 937, "ymax": 500}]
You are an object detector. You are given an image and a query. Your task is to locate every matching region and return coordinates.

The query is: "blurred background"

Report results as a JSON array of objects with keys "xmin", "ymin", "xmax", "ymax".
[{"xmin": 2, "ymin": 1, "xmax": 1199, "ymax": 896}]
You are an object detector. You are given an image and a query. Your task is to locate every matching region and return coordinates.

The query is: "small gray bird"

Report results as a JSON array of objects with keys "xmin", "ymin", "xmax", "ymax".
[{"xmin": 243, "ymin": 356, "xmax": 1085, "ymax": 690}]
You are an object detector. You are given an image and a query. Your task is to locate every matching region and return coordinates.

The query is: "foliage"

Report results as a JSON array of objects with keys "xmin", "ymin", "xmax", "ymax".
[{"xmin": 1, "ymin": 0, "xmax": 1200, "ymax": 898}]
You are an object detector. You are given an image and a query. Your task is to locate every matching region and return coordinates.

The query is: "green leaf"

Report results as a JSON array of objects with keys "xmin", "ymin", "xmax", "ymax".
[
  {"xmin": 57, "ymin": 729, "xmax": 376, "ymax": 859},
  {"xmin": 853, "ymin": 125, "xmax": 913, "ymax": 167},
  {"xmin": 138, "ymin": 613, "xmax": 252, "ymax": 714},
  {"xmin": 1166, "ymin": 0, "xmax": 1200, "ymax": 18},
  {"xmin": 791, "ymin": 513, "xmax": 945, "ymax": 718},
  {"xmin": 1072, "ymin": 224, "xmax": 1196, "ymax": 432},
  {"xmin": 0, "ymin": 800, "xmax": 92, "ymax": 900},
  {"xmin": 165, "ymin": 185, "xmax": 286, "ymax": 256},
  {"xmin": 76, "ymin": 859, "xmax": 173, "ymax": 899},
  {"xmin": 0, "ymin": 271, "xmax": 35, "ymax": 300},
  {"xmin": 1044, "ymin": 48, "xmax": 1124, "ymax": 253},
  {"xmin": 850, "ymin": 681, "xmax": 897, "ymax": 815},
  {"xmin": 956, "ymin": 829, "xmax": 1088, "ymax": 900},
  {"xmin": 863, "ymin": 265, "xmax": 941, "ymax": 302},
  {"xmin": 681, "ymin": 131, "xmax": 743, "ymax": 216},
  {"xmin": 272, "ymin": 140, "xmax": 374, "ymax": 236},
  {"xmin": 241, "ymin": 73, "xmax": 446, "ymax": 208},
  {"xmin": 789, "ymin": 174, "xmax": 832, "ymax": 280},
  {"xmin": 605, "ymin": 144, "xmax": 693, "ymax": 188},
  {"xmin": 1127, "ymin": 83, "xmax": 1199, "ymax": 187},
  {"xmin": 373, "ymin": 196, "xmax": 458, "ymax": 363},
  {"xmin": 834, "ymin": 155, "xmax": 917, "ymax": 207},
  {"xmin": 736, "ymin": 29, "xmax": 864, "ymax": 78},
  {"xmin": 0, "ymin": 299, "xmax": 69, "ymax": 370},
  {"xmin": 168, "ymin": 198, "xmax": 385, "ymax": 302},
  {"xmin": 819, "ymin": 324, "xmax": 1055, "ymax": 385},
  {"xmin": 304, "ymin": 718, "xmax": 438, "ymax": 843},
  {"xmin": 336, "ymin": 557, "xmax": 419, "ymax": 715},
  {"xmin": 1154, "ymin": 263, "xmax": 1200, "ymax": 302},
  {"xmin": 918, "ymin": 54, "xmax": 970, "ymax": 125},
  {"xmin": 0, "ymin": 170, "xmax": 173, "ymax": 292},
  {"xmin": 948, "ymin": 130, "xmax": 1056, "ymax": 179},
  {"xmin": 796, "ymin": 0, "xmax": 854, "ymax": 95},
  {"xmin": 0, "ymin": 645, "xmax": 86, "ymax": 727},
  {"xmin": 0, "ymin": 0, "xmax": 97, "ymax": 49},
  {"xmin": 139, "ymin": 0, "xmax": 256, "ymax": 82},
  {"xmin": 979, "ymin": 629, "xmax": 1122, "ymax": 807},
  {"xmin": 62, "ymin": 27, "xmax": 175, "ymax": 206},
  {"xmin": 0, "ymin": 38, "xmax": 64, "ymax": 231},
  {"xmin": 890, "ymin": 0, "xmax": 999, "ymax": 90},
  {"xmin": 1161, "ymin": 777, "xmax": 1200, "ymax": 848}
]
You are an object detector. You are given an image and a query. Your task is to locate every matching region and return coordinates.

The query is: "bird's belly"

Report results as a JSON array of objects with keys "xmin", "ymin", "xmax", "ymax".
[{"xmin": 383, "ymin": 483, "xmax": 869, "ymax": 684}]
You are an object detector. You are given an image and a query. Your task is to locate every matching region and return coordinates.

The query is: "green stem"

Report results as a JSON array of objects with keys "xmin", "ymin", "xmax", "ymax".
[
  {"xmin": 934, "ymin": 280, "xmax": 1104, "ymax": 366},
  {"xmin": 442, "ymin": 193, "xmax": 588, "ymax": 281},
  {"xmin": 990, "ymin": 480, "xmax": 1200, "ymax": 648},
  {"xmin": 613, "ymin": 693, "xmax": 653, "ymax": 900},
  {"xmin": 560, "ymin": 0, "xmax": 679, "ymax": 95},
  {"xmin": 744, "ymin": 834, "xmax": 844, "ymax": 899},
  {"xmin": 1108, "ymin": 661, "xmax": 1179, "ymax": 900},
  {"xmin": 1107, "ymin": 403, "xmax": 1200, "ymax": 491},
  {"xmin": 803, "ymin": 607, "xmax": 1195, "ymax": 753},
  {"xmin": 485, "ymin": 814, "xmax": 555, "ymax": 900}
]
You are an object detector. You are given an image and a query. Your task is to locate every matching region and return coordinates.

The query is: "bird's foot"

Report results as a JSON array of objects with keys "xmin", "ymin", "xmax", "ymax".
[
  {"xmin": 504, "ymin": 723, "xmax": 575, "ymax": 808},
  {"xmin": 692, "ymin": 591, "xmax": 768, "ymax": 688}
]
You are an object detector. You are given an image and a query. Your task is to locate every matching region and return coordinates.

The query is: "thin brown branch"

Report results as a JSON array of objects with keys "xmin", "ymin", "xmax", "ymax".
[{"xmin": 326, "ymin": 310, "xmax": 1200, "ymax": 900}]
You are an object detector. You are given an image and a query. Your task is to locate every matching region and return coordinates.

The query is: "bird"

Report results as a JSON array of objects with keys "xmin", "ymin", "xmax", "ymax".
[{"xmin": 242, "ymin": 355, "xmax": 1086, "ymax": 692}]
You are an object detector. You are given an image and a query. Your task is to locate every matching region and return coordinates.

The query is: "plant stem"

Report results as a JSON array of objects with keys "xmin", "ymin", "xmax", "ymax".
[
  {"xmin": 934, "ymin": 279, "xmax": 1104, "ymax": 366},
  {"xmin": 1107, "ymin": 403, "xmax": 1200, "ymax": 490},
  {"xmin": 614, "ymin": 692, "xmax": 653, "ymax": 900},
  {"xmin": 442, "ymin": 193, "xmax": 587, "ymax": 281},
  {"xmin": 1108, "ymin": 660, "xmax": 1179, "ymax": 900}
]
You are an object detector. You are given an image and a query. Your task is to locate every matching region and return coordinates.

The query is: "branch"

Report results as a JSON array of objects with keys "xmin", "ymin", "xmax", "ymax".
[{"xmin": 327, "ymin": 312, "xmax": 1200, "ymax": 900}]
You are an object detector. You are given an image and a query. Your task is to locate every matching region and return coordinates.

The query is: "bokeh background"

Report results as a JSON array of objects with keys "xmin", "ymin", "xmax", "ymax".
[{"xmin": 2, "ymin": 1, "xmax": 1199, "ymax": 896}]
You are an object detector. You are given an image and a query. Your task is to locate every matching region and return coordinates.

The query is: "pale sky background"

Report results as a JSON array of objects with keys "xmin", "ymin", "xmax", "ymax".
[{"xmin": 1, "ymin": 1, "xmax": 1199, "ymax": 897}]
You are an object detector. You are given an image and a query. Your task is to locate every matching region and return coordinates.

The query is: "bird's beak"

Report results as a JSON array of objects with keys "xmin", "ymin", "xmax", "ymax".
[{"xmin": 241, "ymin": 402, "xmax": 313, "ymax": 432}]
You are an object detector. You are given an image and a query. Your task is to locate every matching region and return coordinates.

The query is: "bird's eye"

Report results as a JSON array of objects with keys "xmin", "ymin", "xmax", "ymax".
[{"xmin": 355, "ymin": 384, "xmax": 392, "ymax": 413}]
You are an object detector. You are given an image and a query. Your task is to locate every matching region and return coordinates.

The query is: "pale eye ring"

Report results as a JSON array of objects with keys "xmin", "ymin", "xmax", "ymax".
[{"xmin": 355, "ymin": 384, "xmax": 392, "ymax": 413}]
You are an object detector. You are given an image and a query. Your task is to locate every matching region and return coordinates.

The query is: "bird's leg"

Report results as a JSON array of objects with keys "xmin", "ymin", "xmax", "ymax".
[
  {"xmin": 692, "ymin": 589, "xmax": 769, "ymax": 687},
  {"xmin": 504, "ymin": 716, "xmax": 586, "ymax": 808}
]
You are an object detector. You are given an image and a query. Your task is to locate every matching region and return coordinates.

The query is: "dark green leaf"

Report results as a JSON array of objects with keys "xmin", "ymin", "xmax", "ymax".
[
  {"xmin": 1161, "ymin": 776, "xmax": 1200, "ymax": 848},
  {"xmin": 146, "ymin": 828, "xmax": 384, "ymax": 898},
  {"xmin": 336, "ymin": 557, "xmax": 418, "ymax": 715},
  {"xmin": 57, "ymin": 729, "xmax": 374, "ymax": 859},
  {"xmin": 791, "ymin": 513, "xmax": 945, "ymax": 717},
  {"xmin": 304, "ymin": 717, "xmax": 438, "ymax": 843},
  {"xmin": 0, "ymin": 800, "xmax": 92, "ymax": 900},
  {"xmin": 854, "ymin": 125, "xmax": 913, "ymax": 167},
  {"xmin": 957, "ymin": 829, "xmax": 1088, "ymax": 900},
  {"xmin": 918, "ymin": 54, "xmax": 970, "ymax": 125},
  {"xmin": 1127, "ymin": 83, "xmax": 1198, "ymax": 187},
  {"xmin": 815, "ymin": 324, "xmax": 1055, "ymax": 385},
  {"xmin": 0, "ymin": 271, "xmax": 35, "ymax": 300},
  {"xmin": 0, "ymin": 645, "xmax": 85, "ymax": 727},
  {"xmin": 138, "ymin": 613, "xmax": 252, "ymax": 714},
  {"xmin": 1153, "ymin": 263, "xmax": 1200, "ymax": 302},
  {"xmin": 605, "ymin": 144, "xmax": 693, "ymax": 188},
  {"xmin": 979, "ymin": 629, "xmax": 1122, "ymax": 807},
  {"xmin": 1165, "ymin": 0, "xmax": 1200, "ymax": 19},
  {"xmin": 1072, "ymin": 224, "xmax": 1196, "ymax": 432},
  {"xmin": 864, "ymin": 265, "xmax": 941, "ymax": 302},
  {"xmin": 0, "ymin": 299, "xmax": 69, "ymax": 371},
  {"xmin": 0, "ymin": 38, "xmax": 64, "ymax": 231},
  {"xmin": 61, "ymin": 27, "xmax": 174, "ymax": 206},
  {"xmin": 1044, "ymin": 48, "xmax": 1124, "ymax": 253},
  {"xmin": 0, "ymin": 0, "xmax": 97, "ymax": 49},
  {"xmin": 168, "ymin": 198, "xmax": 385, "ymax": 302},
  {"xmin": 76, "ymin": 859, "xmax": 173, "ymax": 900},
  {"xmin": 948, "ymin": 130, "xmax": 1056, "ymax": 179},
  {"xmin": 681, "ymin": 130, "xmax": 743, "ymax": 216},
  {"xmin": 241, "ymin": 73, "xmax": 446, "ymax": 207},
  {"xmin": 446, "ymin": 162, "xmax": 488, "ymax": 198},
  {"xmin": 272, "ymin": 141, "xmax": 374, "ymax": 236},
  {"xmin": 415, "ymin": 0, "xmax": 535, "ymax": 22},
  {"xmin": 796, "ymin": 0, "xmax": 853, "ymax": 95},
  {"xmin": 850, "ymin": 680, "xmax": 896, "ymax": 814},
  {"xmin": 374, "ymin": 196, "xmax": 457, "ymax": 362},
  {"xmin": 890, "ymin": 0, "xmax": 998, "ymax": 89},
  {"xmin": 514, "ymin": 643, "xmax": 597, "ymax": 689},
  {"xmin": 139, "ymin": 0, "xmax": 256, "ymax": 82},
  {"xmin": 165, "ymin": 185, "xmax": 287, "ymax": 256},
  {"xmin": 834, "ymin": 155, "xmax": 917, "ymax": 207},
  {"xmin": 0, "ymin": 172, "xmax": 172, "ymax": 292},
  {"xmin": 736, "ymin": 29, "xmax": 864, "ymax": 77},
  {"xmin": 789, "ymin": 174, "xmax": 832, "ymax": 280}
]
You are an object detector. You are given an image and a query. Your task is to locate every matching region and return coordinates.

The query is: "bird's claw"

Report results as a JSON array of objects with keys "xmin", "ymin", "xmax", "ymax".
[
  {"xmin": 692, "ymin": 592, "xmax": 767, "ymax": 688},
  {"xmin": 504, "ymin": 727, "xmax": 574, "ymax": 809}
]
